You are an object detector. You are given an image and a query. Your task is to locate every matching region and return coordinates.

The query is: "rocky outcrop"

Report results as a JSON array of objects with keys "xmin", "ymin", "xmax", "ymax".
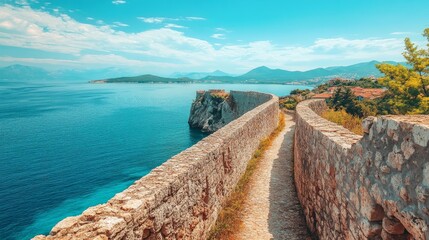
[
  {"xmin": 188, "ymin": 90, "xmax": 236, "ymax": 132},
  {"xmin": 294, "ymin": 99, "xmax": 429, "ymax": 240},
  {"xmin": 188, "ymin": 90, "xmax": 272, "ymax": 132},
  {"xmin": 33, "ymin": 92, "xmax": 279, "ymax": 240}
]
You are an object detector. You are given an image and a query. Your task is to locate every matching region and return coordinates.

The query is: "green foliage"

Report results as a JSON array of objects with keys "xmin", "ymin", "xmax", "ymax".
[
  {"xmin": 279, "ymin": 97, "xmax": 298, "ymax": 110},
  {"xmin": 327, "ymin": 87, "xmax": 377, "ymax": 118},
  {"xmin": 279, "ymin": 88, "xmax": 311, "ymax": 110},
  {"xmin": 314, "ymin": 78, "xmax": 383, "ymax": 93},
  {"xmin": 376, "ymin": 28, "xmax": 429, "ymax": 114}
]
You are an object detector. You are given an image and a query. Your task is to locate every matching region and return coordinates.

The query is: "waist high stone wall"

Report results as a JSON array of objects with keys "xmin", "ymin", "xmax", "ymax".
[
  {"xmin": 34, "ymin": 92, "xmax": 279, "ymax": 240},
  {"xmin": 294, "ymin": 99, "xmax": 429, "ymax": 239}
]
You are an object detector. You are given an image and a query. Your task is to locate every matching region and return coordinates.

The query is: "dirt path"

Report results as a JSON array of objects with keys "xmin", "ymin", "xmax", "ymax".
[{"xmin": 232, "ymin": 113, "xmax": 311, "ymax": 240}]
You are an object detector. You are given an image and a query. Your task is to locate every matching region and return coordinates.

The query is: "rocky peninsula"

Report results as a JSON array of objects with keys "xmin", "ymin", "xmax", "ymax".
[{"xmin": 188, "ymin": 90, "xmax": 272, "ymax": 132}]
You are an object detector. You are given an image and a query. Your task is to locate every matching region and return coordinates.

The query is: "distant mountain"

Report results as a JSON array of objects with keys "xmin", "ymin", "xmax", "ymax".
[
  {"xmin": 202, "ymin": 60, "xmax": 404, "ymax": 84},
  {"xmin": 50, "ymin": 67, "xmax": 138, "ymax": 81},
  {"xmin": 0, "ymin": 65, "xmax": 138, "ymax": 81},
  {"xmin": 100, "ymin": 74, "xmax": 194, "ymax": 83},
  {"xmin": 1, "ymin": 60, "xmax": 406, "ymax": 84},
  {"xmin": 0, "ymin": 65, "xmax": 52, "ymax": 81},
  {"xmin": 237, "ymin": 66, "xmax": 331, "ymax": 82},
  {"xmin": 324, "ymin": 60, "xmax": 399, "ymax": 77},
  {"xmin": 171, "ymin": 70, "xmax": 232, "ymax": 79}
]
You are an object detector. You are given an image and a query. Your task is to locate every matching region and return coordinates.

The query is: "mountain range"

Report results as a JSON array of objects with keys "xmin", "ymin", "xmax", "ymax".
[
  {"xmin": 170, "ymin": 70, "xmax": 232, "ymax": 79},
  {"xmin": 102, "ymin": 60, "xmax": 402, "ymax": 85},
  {"xmin": 0, "ymin": 65, "xmax": 138, "ymax": 82},
  {"xmin": 0, "ymin": 60, "xmax": 403, "ymax": 84}
]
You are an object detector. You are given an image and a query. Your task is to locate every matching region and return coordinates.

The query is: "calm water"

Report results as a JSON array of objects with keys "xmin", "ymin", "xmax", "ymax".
[{"xmin": 0, "ymin": 82, "xmax": 311, "ymax": 239}]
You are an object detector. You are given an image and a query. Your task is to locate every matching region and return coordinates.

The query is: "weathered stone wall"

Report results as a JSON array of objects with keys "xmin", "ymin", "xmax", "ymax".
[
  {"xmin": 230, "ymin": 90, "xmax": 272, "ymax": 116},
  {"xmin": 34, "ymin": 92, "xmax": 279, "ymax": 240},
  {"xmin": 295, "ymin": 99, "xmax": 429, "ymax": 240}
]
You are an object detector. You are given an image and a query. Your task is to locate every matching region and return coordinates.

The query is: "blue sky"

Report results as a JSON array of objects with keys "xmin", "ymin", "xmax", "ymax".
[{"xmin": 0, "ymin": 0, "xmax": 428, "ymax": 75}]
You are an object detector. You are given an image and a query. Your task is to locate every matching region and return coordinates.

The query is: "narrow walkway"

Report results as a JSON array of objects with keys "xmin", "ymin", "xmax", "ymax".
[{"xmin": 233, "ymin": 113, "xmax": 311, "ymax": 240}]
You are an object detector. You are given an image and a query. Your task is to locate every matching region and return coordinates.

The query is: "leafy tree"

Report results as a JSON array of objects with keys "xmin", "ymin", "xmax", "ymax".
[
  {"xmin": 376, "ymin": 28, "xmax": 429, "ymax": 114},
  {"xmin": 355, "ymin": 99, "xmax": 378, "ymax": 117},
  {"xmin": 328, "ymin": 87, "xmax": 362, "ymax": 116},
  {"xmin": 327, "ymin": 87, "xmax": 378, "ymax": 118}
]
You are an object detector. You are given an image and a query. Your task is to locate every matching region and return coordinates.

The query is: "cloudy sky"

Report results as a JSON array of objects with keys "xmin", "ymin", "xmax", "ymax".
[{"xmin": 0, "ymin": 0, "xmax": 428, "ymax": 75}]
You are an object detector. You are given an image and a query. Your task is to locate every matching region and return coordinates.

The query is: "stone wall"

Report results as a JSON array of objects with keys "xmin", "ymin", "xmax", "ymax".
[
  {"xmin": 34, "ymin": 92, "xmax": 279, "ymax": 240},
  {"xmin": 294, "ymin": 99, "xmax": 429, "ymax": 239}
]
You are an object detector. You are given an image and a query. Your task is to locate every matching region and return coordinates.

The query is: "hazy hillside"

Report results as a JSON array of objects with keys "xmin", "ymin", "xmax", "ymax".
[
  {"xmin": 0, "ymin": 65, "xmax": 51, "ymax": 81},
  {"xmin": 0, "ymin": 65, "xmax": 138, "ymax": 81},
  {"xmin": 202, "ymin": 60, "xmax": 403, "ymax": 84},
  {"xmin": 102, "ymin": 74, "xmax": 194, "ymax": 83},
  {"xmin": 171, "ymin": 70, "xmax": 232, "ymax": 79},
  {"xmin": 1, "ymin": 60, "xmax": 404, "ymax": 84}
]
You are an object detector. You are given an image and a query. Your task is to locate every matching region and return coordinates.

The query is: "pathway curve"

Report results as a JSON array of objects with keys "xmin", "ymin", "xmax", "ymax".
[{"xmin": 232, "ymin": 113, "xmax": 312, "ymax": 240}]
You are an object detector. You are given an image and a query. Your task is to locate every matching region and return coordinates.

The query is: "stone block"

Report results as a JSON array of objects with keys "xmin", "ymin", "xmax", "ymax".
[
  {"xmin": 382, "ymin": 217, "xmax": 405, "ymax": 235},
  {"xmin": 381, "ymin": 229, "xmax": 408, "ymax": 240},
  {"xmin": 50, "ymin": 216, "xmax": 80, "ymax": 235},
  {"xmin": 362, "ymin": 117, "xmax": 376, "ymax": 134},
  {"xmin": 360, "ymin": 218, "xmax": 382, "ymax": 237},
  {"xmin": 412, "ymin": 125, "xmax": 429, "ymax": 147}
]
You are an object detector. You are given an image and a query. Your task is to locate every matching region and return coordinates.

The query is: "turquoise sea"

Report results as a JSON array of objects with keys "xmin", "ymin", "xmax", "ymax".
[{"xmin": 0, "ymin": 82, "xmax": 311, "ymax": 239}]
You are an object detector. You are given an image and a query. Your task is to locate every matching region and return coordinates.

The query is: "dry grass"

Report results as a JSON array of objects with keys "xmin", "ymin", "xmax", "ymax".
[
  {"xmin": 208, "ymin": 113, "xmax": 286, "ymax": 240},
  {"xmin": 321, "ymin": 109, "xmax": 363, "ymax": 135},
  {"xmin": 210, "ymin": 90, "xmax": 230, "ymax": 100}
]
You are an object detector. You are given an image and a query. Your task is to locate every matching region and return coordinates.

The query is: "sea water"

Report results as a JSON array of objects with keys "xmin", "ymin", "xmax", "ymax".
[{"xmin": 0, "ymin": 82, "xmax": 312, "ymax": 239}]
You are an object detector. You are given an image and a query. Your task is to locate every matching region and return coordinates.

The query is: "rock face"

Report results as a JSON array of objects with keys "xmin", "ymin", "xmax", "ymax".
[
  {"xmin": 188, "ymin": 90, "xmax": 236, "ymax": 132},
  {"xmin": 294, "ymin": 99, "xmax": 429, "ymax": 240},
  {"xmin": 33, "ymin": 92, "xmax": 279, "ymax": 240},
  {"xmin": 188, "ymin": 90, "xmax": 272, "ymax": 132}
]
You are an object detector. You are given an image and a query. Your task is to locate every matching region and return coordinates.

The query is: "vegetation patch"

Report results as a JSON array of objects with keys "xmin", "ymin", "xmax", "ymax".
[
  {"xmin": 210, "ymin": 90, "xmax": 230, "ymax": 100},
  {"xmin": 327, "ymin": 87, "xmax": 378, "ymax": 118},
  {"xmin": 279, "ymin": 89, "xmax": 312, "ymax": 110},
  {"xmin": 321, "ymin": 109, "xmax": 363, "ymax": 135},
  {"xmin": 208, "ymin": 113, "xmax": 286, "ymax": 240},
  {"xmin": 278, "ymin": 78, "xmax": 382, "ymax": 111},
  {"xmin": 325, "ymin": 27, "xmax": 429, "ymax": 116}
]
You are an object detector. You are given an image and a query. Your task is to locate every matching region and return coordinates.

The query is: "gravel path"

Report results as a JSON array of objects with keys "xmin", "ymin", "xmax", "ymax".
[{"xmin": 233, "ymin": 113, "xmax": 311, "ymax": 240}]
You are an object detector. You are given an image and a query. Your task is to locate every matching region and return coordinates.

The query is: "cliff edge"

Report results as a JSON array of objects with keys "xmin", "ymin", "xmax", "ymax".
[
  {"xmin": 188, "ymin": 90, "xmax": 272, "ymax": 132},
  {"xmin": 188, "ymin": 90, "xmax": 236, "ymax": 132}
]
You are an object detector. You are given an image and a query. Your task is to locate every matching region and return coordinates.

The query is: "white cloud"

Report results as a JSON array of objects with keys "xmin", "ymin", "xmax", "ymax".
[
  {"xmin": 186, "ymin": 17, "xmax": 206, "ymax": 21},
  {"xmin": 165, "ymin": 23, "xmax": 186, "ymax": 29},
  {"xmin": 15, "ymin": 0, "xmax": 29, "ymax": 5},
  {"xmin": 211, "ymin": 33, "xmax": 226, "ymax": 40},
  {"xmin": 215, "ymin": 27, "xmax": 227, "ymax": 32},
  {"xmin": 312, "ymin": 37, "xmax": 403, "ymax": 51},
  {"xmin": 0, "ymin": 6, "xmax": 214, "ymax": 59},
  {"xmin": 112, "ymin": 0, "xmax": 126, "ymax": 5},
  {"xmin": 0, "ymin": 5, "xmax": 408, "ymax": 74},
  {"xmin": 391, "ymin": 32, "xmax": 413, "ymax": 35},
  {"xmin": 138, "ymin": 16, "xmax": 205, "ymax": 24},
  {"xmin": 138, "ymin": 17, "xmax": 172, "ymax": 23},
  {"xmin": 113, "ymin": 21, "xmax": 128, "ymax": 27}
]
